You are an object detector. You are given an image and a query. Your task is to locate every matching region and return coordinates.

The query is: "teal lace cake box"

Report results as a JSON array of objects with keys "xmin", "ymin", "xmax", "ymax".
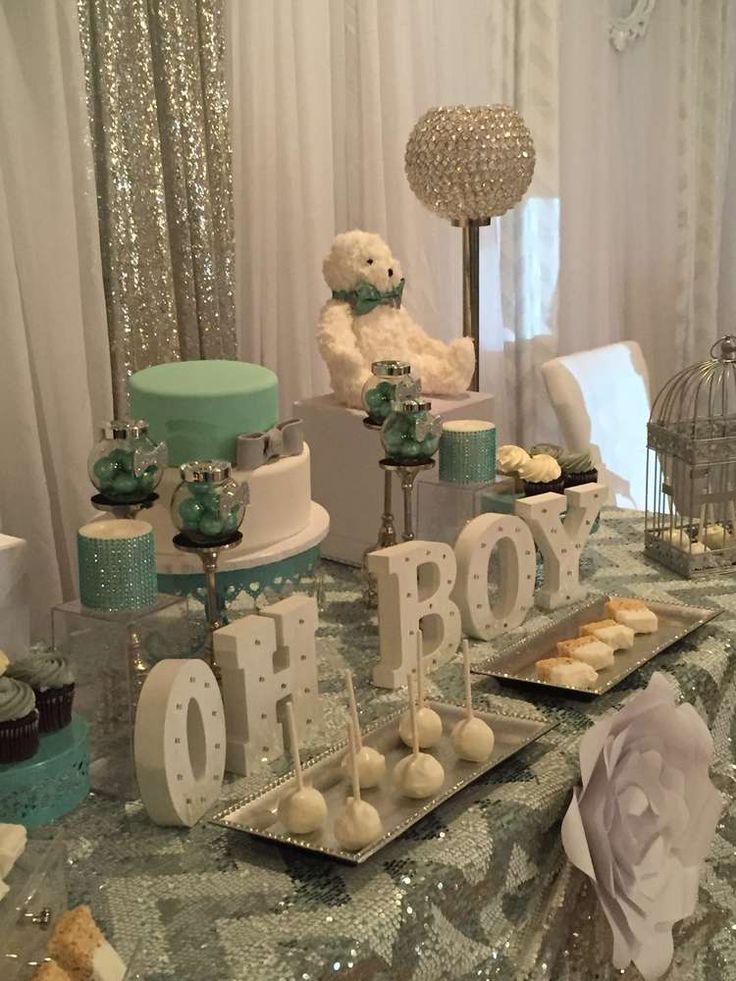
[
  {"xmin": 0, "ymin": 716, "xmax": 89, "ymax": 828},
  {"xmin": 157, "ymin": 546, "xmax": 322, "ymax": 617}
]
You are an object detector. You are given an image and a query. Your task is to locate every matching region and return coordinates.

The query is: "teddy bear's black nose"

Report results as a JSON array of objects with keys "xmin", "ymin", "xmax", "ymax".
[{"xmin": 388, "ymin": 268, "xmax": 394, "ymax": 278}]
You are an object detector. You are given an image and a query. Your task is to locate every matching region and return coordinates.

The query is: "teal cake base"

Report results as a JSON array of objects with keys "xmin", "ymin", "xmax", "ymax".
[
  {"xmin": 157, "ymin": 546, "xmax": 322, "ymax": 616},
  {"xmin": 0, "ymin": 715, "xmax": 90, "ymax": 828}
]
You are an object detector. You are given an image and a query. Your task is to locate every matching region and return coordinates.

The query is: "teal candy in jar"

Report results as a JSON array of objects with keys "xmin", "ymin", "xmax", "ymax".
[
  {"xmin": 361, "ymin": 360, "xmax": 419, "ymax": 426},
  {"xmin": 380, "ymin": 398, "xmax": 442, "ymax": 463},
  {"xmin": 171, "ymin": 460, "xmax": 249, "ymax": 546},
  {"xmin": 88, "ymin": 420, "xmax": 167, "ymax": 503}
]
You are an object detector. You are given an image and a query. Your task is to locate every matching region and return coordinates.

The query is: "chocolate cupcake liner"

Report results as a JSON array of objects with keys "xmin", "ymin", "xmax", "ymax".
[
  {"xmin": 35, "ymin": 684, "xmax": 75, "ymax": 733},
  {"xmin": 563, "ymin": 468, "xmax": 599, "ymax": 489},
  {"xmin": 0, "ymin": 709, "xmax": 40, "ymax": 764},
  {"xmin": 522, "ymin": 477, "xmax": 566, "ymax": 497}
]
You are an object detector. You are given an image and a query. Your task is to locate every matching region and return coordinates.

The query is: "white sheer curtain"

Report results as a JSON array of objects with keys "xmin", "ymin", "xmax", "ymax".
[
  {"xmin": 228, "ymin": 0, "xmax": 559, "ymax": 437},
  {"xmin": 228, "ymin": 0, "xmax": 735, "ymax": 438},
  {"xmin": 0, "ymin": 1, "xmax": 111, "ymax": 640}
]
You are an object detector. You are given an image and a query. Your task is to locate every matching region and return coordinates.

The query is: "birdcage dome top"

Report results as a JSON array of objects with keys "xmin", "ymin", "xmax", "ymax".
[{"xmin": 650, "ymin": 335, "xmax": 736, "ymax": 435}]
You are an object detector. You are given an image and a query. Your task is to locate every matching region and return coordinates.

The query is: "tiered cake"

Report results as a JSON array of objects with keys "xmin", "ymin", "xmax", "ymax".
[{"xmin": 128, "ymin": 360, "xmax": 329, "ymax": 596}]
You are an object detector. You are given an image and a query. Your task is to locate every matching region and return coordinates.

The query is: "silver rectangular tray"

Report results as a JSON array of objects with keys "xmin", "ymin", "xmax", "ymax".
[
  {"xmin": 211, "ymin": 701, "xmax": 555, "ymax": 864},
  {"xmin": 472, "ymin": 594, "xmax": 720, "ymax": 697}
]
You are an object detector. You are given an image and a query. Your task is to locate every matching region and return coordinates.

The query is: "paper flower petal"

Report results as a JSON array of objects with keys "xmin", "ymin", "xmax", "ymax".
[{"xmin": 561, "ymin": 672, "xmax": 723, "ymax": 980}]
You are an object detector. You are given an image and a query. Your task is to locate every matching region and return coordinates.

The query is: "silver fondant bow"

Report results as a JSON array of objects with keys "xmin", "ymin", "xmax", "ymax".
[{"xmin": 237, "ymin": 419, "xmax": 304, "ymax": 471}]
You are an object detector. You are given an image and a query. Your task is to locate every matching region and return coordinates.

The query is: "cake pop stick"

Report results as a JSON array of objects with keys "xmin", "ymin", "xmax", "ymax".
[
  {"xmin": 451, "ymin": 640, "xmax": 495, "ymax": 763},
  {"xmin": 463, "ymin": 639, "xmax": 474, "ymax": 720},
  {"xmin": 277, "ymin": 700, "xmax": 327, "ymax": 834},
  {"xmin": 398, "ymin": 633, "xmax": 442, "ymax": 749},
  {"xmin": 334, "ymin": 720, "xmax": 383, "ymax": 851},
  {"xmin": 340, "ymin": 670, "xmax": 386, "ymax": 787},
  {"xmin": 393, "ymin": 674, "xmax": 445, "ymax": 799},
  {"xmin": 408, "ymin": 673, "xmax": 419, "ymax": 758},
  {"xmin": 286, "ymin": 700, "xmax": 304, "ymax": 791}
]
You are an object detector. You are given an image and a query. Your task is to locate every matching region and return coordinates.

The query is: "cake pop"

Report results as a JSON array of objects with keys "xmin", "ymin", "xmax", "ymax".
[
  {"xmin": 394, "ymin": 675, "xmax": 445, "ymax": 799},
  {"xmin": 334, "ymin": 721, "xmax": 384, "ymax": 851},
  {"xmin": 398, "ymin": 635, "xmax": 442, "ymax": 749},
  {"xmin": 451, "ymin": 640, "xmax": 495, "ymax": 763},
  {"xmin": 340, "ymin": 670, "xmax": 386, "ymax": 788},
  {"xmin": 277, "ymin": 701, "xmax": 327, "ymax": 834}
]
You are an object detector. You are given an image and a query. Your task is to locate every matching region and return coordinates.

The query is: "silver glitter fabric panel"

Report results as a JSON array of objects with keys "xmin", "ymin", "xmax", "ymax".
[
  {"xmin": 48, "ymin": 510, "xmax": 736, "ymax": 979},
  {"xmin": 77, "ymin": 0, "xmax": 235, "ymax": 413}
]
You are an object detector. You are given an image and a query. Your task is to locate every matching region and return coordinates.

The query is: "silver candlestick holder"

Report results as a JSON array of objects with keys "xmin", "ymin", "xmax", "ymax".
[
  {"xmin": 380, "ymin": 459, "xmax": 436, "ymax": 542},
  {"xmin": 173, "ymin": 531, "xmax": 243, "ymax": 674},
  {"xmin": 362, "ymin": 419, "xmax": 399, "ymax": 605}
]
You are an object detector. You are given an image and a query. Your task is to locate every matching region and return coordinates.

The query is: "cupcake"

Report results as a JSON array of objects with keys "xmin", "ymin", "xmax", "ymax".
[
  {"xmin": 518, "ymin": 453, "xmax": 564, "ymax": 496},
  {"xmin": 497, "ymin": 444, "xmax": 530, "ymax": 476},
  {"xmin": 8, "ymin": 653, "xmax": 75, "ymax": 733},
  {"xmin": 559, "ymin": 449, "xmax": 598, "ymax": 489},
  {"xmin": 529, "ymin": 443, "xmax": 563, "ymax": 460},
  {"xmin": 0, "ymin": 677, "xmax": 39, "ymax": 763}
]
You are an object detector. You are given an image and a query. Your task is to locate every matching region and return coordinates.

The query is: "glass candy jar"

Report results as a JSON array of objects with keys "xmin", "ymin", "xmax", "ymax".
[
  {"xmin": 171, "ymin": 461, "xmax": 249, "ymax": 546},
  {"xmin": 88, "ymin": 420, "xmax": 167, "ymax": 503},
  {"xmin": 381, "ymin": 398, "xmax": 443, "ymax": 463},
  {"xmin": 361, "ymin": 360, "xmax": 419, "ymax": 425}
]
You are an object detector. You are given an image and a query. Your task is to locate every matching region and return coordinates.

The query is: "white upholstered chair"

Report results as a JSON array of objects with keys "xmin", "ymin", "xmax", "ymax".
[{"xmin": 540, "ymin": 341, "xmax": 651, "ymax": 510}]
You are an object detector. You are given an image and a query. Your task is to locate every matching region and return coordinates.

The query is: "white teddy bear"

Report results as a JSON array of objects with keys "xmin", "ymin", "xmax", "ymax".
[{"xmin": 317, "ymin": 230, "xmax": 475, "ymax": 407}]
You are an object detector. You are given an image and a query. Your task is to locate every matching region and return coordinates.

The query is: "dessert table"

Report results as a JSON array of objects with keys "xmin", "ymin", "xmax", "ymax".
[{"xmin": 46, "ymin": 509, "xmax": 736, "ymax": 980}]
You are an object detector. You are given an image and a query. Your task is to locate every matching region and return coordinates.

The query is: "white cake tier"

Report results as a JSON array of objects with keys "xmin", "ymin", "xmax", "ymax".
[
  {"xmin": 156, "ymin": 501, "xmax": 330, "ymax": 574},
  {"xmin": 148, "ymin": 446, "xmax": 314, "ymax": 559}
]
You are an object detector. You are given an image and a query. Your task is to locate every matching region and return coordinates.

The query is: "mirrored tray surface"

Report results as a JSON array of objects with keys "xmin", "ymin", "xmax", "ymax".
[
  {"xmin": 471, "ymin": 594, "xmax": 720, "ymax": 697},
  {"xmin": 211, "ymin": 701, "xmax": 554, "ymax": 864}
]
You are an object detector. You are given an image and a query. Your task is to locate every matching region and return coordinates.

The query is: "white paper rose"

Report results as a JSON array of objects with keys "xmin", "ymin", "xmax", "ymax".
[{"xmin": 561, "ymin": 672, "xmax": 722, "ymax": 980}]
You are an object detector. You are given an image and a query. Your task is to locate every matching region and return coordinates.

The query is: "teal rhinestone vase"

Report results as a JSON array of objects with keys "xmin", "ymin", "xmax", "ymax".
[
  {"xmin": 77, "ymin": 519, "xmax": 158, "ymax": 611},
  {"xmin": 439, "ymin": 420, "xmax": 496, "ymax": 484}
]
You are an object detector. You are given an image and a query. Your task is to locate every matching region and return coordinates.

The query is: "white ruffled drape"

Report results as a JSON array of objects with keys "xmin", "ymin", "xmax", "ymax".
[
  {"xmin": 0, "ymin": 1, "xmax": 111, "ymax": 640},
  {"xmin": 228, "ymin": 0, "xmax": 735, "ymax": 444}
]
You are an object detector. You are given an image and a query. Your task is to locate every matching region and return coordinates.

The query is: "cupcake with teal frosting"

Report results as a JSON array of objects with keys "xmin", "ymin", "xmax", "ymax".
[
  {"xmin": 0, "ymin": 677, "xmax": 39, "ymax": 763},
  {"xmin": 8, "ymin": 653, "xmax": 75, "ymax": 733},
  {"xmin": 559, "ymin": 449, "xmax": 598, "ymax": 489}
]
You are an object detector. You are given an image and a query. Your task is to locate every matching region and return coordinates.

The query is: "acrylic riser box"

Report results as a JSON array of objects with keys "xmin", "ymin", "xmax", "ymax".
[
  {"xmin": 51, "ymin": 595, "xmax": 191, "ymax": 801},
  {"xmin": 295, "ymin": 391, "xmax": 495, "ymax": 565},
  {"xmin": 0, "ymin": 834, "xmax": 68, "ymax": 981}
]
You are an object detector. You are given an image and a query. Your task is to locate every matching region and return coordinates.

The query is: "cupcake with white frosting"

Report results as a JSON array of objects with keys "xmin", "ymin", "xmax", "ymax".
[{"xmin": 518, "ymin": 453, "xmax": 564, "ymax": 497}]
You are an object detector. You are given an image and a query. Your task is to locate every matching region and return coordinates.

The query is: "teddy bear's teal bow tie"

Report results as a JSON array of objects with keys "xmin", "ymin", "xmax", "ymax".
[{"xmin": 332, "ymin": 278, "xmax": 405, "ymax": 316}]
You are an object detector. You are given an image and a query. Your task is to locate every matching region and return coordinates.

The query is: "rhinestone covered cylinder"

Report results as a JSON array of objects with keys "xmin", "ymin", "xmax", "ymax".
[
  {"xmin": 439, "ymin": 420, "xmax": 496, "ymax": 484},
  {"xmin": 77, "ymin": 519, "xmax": 158, "ymax": 611},
  {"xmin": 405, "ymin": 105, "xmax": 535, "ymax": 223}
]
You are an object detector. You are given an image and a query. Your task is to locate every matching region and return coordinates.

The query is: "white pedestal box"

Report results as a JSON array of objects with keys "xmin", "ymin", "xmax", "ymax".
[
  {"xmin": 294, "ymin": 392, "xmax": 495, "ymax": 565},
  {"xmin": 0, "ymin": 534, "xmax": 29, "ymax": 659}
]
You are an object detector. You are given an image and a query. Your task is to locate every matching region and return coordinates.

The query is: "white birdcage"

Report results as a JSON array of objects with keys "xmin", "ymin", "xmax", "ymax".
[{"xmin": 645, "ymin": 335, "xmax": 736, "ymax": 577}]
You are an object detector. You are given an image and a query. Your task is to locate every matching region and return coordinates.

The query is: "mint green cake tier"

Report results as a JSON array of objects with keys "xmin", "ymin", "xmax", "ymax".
[{"xmin": 128, "ymin": 360, "xmax": 279, "ymax": 466}]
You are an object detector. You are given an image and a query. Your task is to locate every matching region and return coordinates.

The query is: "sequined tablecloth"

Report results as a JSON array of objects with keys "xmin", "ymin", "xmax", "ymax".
[{"xmin": 49, "ymin": 510, "xmax": 736, "ymax": 980}]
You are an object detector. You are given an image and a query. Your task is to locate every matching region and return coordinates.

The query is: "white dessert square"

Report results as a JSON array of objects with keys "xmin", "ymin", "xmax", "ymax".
[
  {"xmin": 536, "ymin": 656, "xmax": 598, "ymax": 689},
  {"xmin": 557, "ymin": 636, "xmax": 615, "ymax": 669},
  {"xmin": 612, "ymin": 607, "xmax": 658, "ymax": 634},
  {"xmin": 590, "ymin": 623, "xmax": 635, "ymax": 650}
]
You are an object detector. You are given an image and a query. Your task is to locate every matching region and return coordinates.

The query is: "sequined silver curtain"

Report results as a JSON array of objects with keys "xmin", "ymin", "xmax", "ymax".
[{"xmin": 77, "ymin": 0, "xmax": 236, "ymax": 413}]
